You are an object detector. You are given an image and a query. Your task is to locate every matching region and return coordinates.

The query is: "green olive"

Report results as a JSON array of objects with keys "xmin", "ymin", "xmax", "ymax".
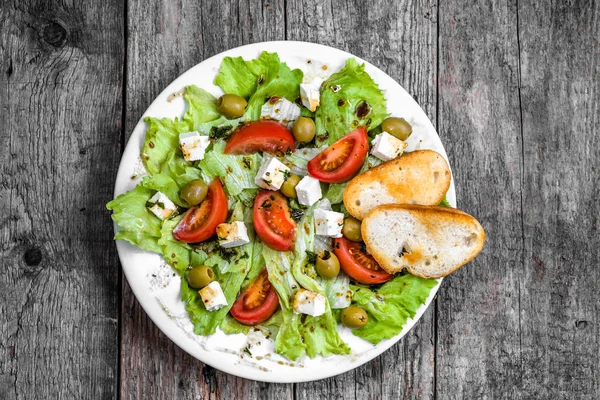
[
  {"xmin": 187, "ymin": 265, "xmax": 215, "ymax": 289},
  {"xmin": 180, "ymin": 179, "xmax": 209, "ymax": 206},
  {"xmin": 292, "ymin": 117, "xmax": 316, "ymax": 143},
  {"xmin": 281, "ymin": 173, "xmax": 301, "ymax": 198},
  {"xmin": 342, "ymin": 217, "xmax": 362, "ymax": 242},
  {"xmin": 217, "ymin": 94, "xmax": 247, "ymax": 119},
  {"xmin": 382, "ymin": 117, "xmax": 412, "ymax": 140},
  {"xmin": 341, "ymin": 306, "xmax": 368, "ymax": 328},
  {"xmin": 315, "ymin": 251, "xmax": 340, "ymax": 280}
]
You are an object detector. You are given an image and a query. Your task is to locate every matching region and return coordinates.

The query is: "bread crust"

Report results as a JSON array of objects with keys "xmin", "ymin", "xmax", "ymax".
[
  {"xmin": 343, "ymin": 150, "xmax": 451, "ymax": 220},
  {"xmin": 362, "ymin": 204, "xmax": 486, "ymax": 278}
]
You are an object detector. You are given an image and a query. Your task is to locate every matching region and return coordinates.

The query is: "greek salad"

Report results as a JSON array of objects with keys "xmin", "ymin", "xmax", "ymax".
[{"xmin": 107, "ymin": 51, "xmax": 438, "ymax": 361}]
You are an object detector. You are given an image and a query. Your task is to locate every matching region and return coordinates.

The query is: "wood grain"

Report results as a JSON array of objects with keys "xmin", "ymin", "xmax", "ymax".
[
  {"xmin": 287, "ymin": 0, "xmax": 438, "ymax": 398},
  {"xmin": 0, "ymin": 1, "xmax": 123, "ymax": 399},
  {"xmin": 517, "ymin": 1, "xmax": 600, "ymax": 398},
  {"xmin": 436, "ymin": 0, "xmax": 524, "ymax": 398},
  {"xmin": 437, "ymin": 0, "xmax": 600, "ymax": 398},
  {"xmin": 121, "ymin": 1, "xmax": 292, "ymax": 399}
]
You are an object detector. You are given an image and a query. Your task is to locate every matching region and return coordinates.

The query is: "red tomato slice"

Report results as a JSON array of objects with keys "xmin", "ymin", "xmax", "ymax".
[
  {"xmin": 230, "ymin": 269, "xmax": 280, "ymax": 326},
  {"xmin": 307, "ymin": 126, "xmax": 369, "ymax": 183},
  {"xmin": 253, "ymin": 190, "xmax": 296, "ymax": 252},
  {"xmin": 173, "ymin": 179, "xmax": 228, "ymax": 243},
  {"xmin": 224, "ymin": 120, "xmax": 296, "ymax": 156},
  {"xmin": 333, "ymin": 237, "xmax": 393, "ymax": 284}
]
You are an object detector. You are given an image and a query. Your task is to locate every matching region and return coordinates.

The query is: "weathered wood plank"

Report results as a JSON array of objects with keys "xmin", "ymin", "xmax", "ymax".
[
  {"xmin": 287, "ymin": 1, "xmax": 438, "ymax": 398},
  {"xmin": 517, "ymin": 1, "xmax": 600, "ymax": 398},
  {"xmin": 121, "ymin": 1, "xmax": 292, "ymax": 398},
  {"xmin": 436, "ymin": 0, "xmax": 524, "ymax": 398},
  {"xmin": 0, "ymin": 1, "xmax": 123, "ymax": 399}
]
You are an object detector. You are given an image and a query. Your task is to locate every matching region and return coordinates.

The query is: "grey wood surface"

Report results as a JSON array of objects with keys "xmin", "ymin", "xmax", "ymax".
[{"xmin": 1, "ymin": 0, "xmax": 598, "ymax": 399}]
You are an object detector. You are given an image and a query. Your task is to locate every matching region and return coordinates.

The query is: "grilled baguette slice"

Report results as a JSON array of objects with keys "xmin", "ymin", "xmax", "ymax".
[
  {"xmin": 361, "ymin": 204, "xmax": 485, "ymax": 278},
  {"xmin": 343, "ymin": 150, "xmax": 451, "ymax": 220}
]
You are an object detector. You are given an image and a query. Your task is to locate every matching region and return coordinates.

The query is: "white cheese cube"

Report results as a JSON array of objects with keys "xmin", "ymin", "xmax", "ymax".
[
  {"xmin": 293, "ymin": 289, "xmax": 327, "ymax": 317},
  {"xmin": 179, "ymin": 131, "xmax": 210, "ymax": 162},
  {"xmin": 260, "ymin": 97, "xmax": 301, "ymax": 125},
  {"xmin": 314, "ymin": 209, "xmax": 344, "ymax": 238},
  {"xmin": 255, "ymin": 157, "xmax": 290, "ymax": 190},
  {"xmin": 216, "ymin": 221, "xmax": 250, "ymax": 248},
  {"xmin": 300, "ymin": 84, "xmax": 320, "ymax": 112},
  {"xmin": 370, "ymin": 131, "xmax": 407, "ymax": 161},
  {"xmin": 295, "ymin": 176, "xmax": 322, "ymax": 206},
  {"xmin": 199, "ymin": 281, "xmax": 228, "ymax": 311},
  {"xmin": 147, "ymin": 191, "xmax": 177, "ymax": 220}
]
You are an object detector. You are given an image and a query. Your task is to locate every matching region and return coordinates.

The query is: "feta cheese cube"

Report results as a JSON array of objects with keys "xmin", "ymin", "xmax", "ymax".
[
  {"xmin": 255, "ymin": 157, "xmax": 290, "ymax": 190},
  {"xmin": 370, "ymin": 131, "xmax": 407, "ymax": 161},
  {"xmin": 314, "ymin": 209, "xmax": 344, "ymax": 238},
  {"xmin": 260, "ymin": 97, "xmax": 301, "ymax": 125},
  {"xmin": 295, "ymin": 176, "xmax": 322, "ymax": 206},
  {"xmin": 179, "ymin": 131, "xmax": 210, "ymax": 161},
  {"xmin": 146, "ymin": 191, "xmax": 177, "ymax": 220},
  {"xmin": 199, "ymin": 281, "xmax": 228, "ymax": 311},
  {"xmin": 299, "ymin": 84, "xmax": 321, "ymax": 114},
  {"xmin": 216, "ymin": 221, "xmax": 250, "ymax": 248},
  {"xmin": 293, "ymin": 289, "xmax": 327, "ymax": 317}
]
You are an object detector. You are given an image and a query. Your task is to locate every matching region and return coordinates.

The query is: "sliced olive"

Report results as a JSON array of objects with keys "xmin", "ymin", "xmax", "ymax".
[
  {"xmin": 281, "ymin": 173, "xmax": 301, "ymax": 198},
  {"xmin": 180, "ymin": 179, "xmax": 208, "ymax": 206},
  {"xmin": 382, "ymin": 117, "xmax": 412, "ymax": 140},
  {"xmin": 292, "ymin": 117, "xmax": 316, "ymax": 143},
  {"xmin": 217, "ymin": 94, "xmax": 247, "ymax": 119},
  {"xmin": 315, "ymin": 251, "xmax": 340, "ymax": 280},
  {"xmin": 187, "ymin": 265, "xmax": 214, "ymax": 289},
  {"xmin": 341, "ymin": 306, "xmax": 368, "ymax": 328}
]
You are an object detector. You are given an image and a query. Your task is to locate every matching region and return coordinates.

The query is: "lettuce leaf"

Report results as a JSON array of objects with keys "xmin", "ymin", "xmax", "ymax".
[
  {"xmin": 214, "ymin": 51, "xmax": 303, "ymax": 121},
  {"xmin": 182, "ymin": 85, "xmax": 221, "ymax": 130},
  {"xmin": 315, "ymin": 58, "xmax": 387, "ymax": 146},
  {"xmin": 350, "ymin": 274, "xmax": 438, "ymax": 344},
  {"xmin": 439, "ymin": 195, "xmax": 452, "ymax": 207},
  {"xmin": 142, "ymin": 117, "xmax": 190, "ymax": 175},
  {"xmin": 106, "ymin": 185, "xmax": 162, "ymax": 253},
  {"xmin": 140, "ymin": 151, "xmax": 203, "ymax": 207},
  {"xmin": 320, "ymin": 271, "xmax": 352, "ymax": 309},
  {"xmin": 197, "ymin": 140, "xmax": 262, "ymax": 198}
]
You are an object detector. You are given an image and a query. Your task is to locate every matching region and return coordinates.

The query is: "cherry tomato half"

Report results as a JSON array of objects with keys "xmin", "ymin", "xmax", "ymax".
[
  {"xmin": 307, "ymin": 126, "xmax": 369, "ymax": 183},
  {"xmin": 230, "ymin": 269, "xmax": 280, "ymax": 326},
  {"xmin": 333, "ymin": 237, "xmax": 393, "ymax": 284},
  {"xmin": 173, "ymin": 179, "xmax": 228, "ymax": 243},
  {"xmin": 253, "ymin": 190, "xmax": 296, "ymax": 252},
  {"xmin": 224, "ymin": 120, "xmax": 296, "ymax": 156}
]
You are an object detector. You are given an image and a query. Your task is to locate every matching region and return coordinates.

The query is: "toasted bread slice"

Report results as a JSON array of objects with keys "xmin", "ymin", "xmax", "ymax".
[
  {"xmin": 362, "ymin": 204, "xmax": 485, "ymax": 278},
  {"xmin": 343, "ymin": 150, "xmax": 451, "ymax": 220}
]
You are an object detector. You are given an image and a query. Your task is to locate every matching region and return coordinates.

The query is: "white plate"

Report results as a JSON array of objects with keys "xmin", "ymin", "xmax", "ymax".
[{"xmin": 113, "ymin": 41, "xmax": 455, "ymax": 383}]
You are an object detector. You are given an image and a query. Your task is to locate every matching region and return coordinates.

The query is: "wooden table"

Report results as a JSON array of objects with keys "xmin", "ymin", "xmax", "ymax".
[{"xmin": 2, "ymin": 0, "xmax": 598, "ymax": 398}]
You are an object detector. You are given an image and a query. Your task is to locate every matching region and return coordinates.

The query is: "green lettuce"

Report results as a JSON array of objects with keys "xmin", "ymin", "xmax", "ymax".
[
  {"xmin": 315, "ymin": 58, "xmax": 387, "ymax": 146},
  {"xmin": 106, "ymin": 185, "xmax": 162, "ymax": 253},
  {"xmin": 350, "ymin": 274, "xmax": 438, "ymax": 344},
  {"xmin": 142, "ymin": 117, "xmax": 190, "ymax": 175},
  {"xmin": 140, "ymin": 151, "xmax": 203, "ymax": 207},
  {"xmin": 197, "ymin": 140, "xmax": 262, "ymax": 199},
  {"xmin": 439, "ymin": 195, "xmax": 452, "ymax": 207},
  {"xmin": 181, "ymin": 202, "xmax": 255, "ymax": 336},
  {"xmin": 182, "ymin": 85, "xmax": 221, "ymax": 130},
  {"xmin": 324, "ymin": 183, "xmax": 345, "ymax": 205},
  {"xmin": 214, "ymin": 51, "xmax": 303, "ymax": 121},
  {"xmin": 320, "ymin": 272, "xmax": 352, "ymax": 309},
  {"xmin": 263, "ymin": 207, "xmax": 350, "ymax": 360}
]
